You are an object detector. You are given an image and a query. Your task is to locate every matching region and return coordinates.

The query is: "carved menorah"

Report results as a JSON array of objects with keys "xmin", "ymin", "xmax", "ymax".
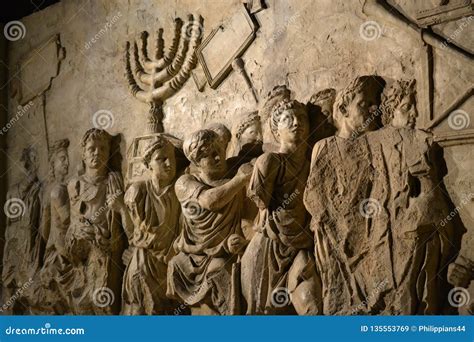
[{"xmin": 125, "ymin": 15, "xmax": 204, "ymax": 133}]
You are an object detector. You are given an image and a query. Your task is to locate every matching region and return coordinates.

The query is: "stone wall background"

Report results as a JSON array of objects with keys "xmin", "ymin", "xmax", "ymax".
[{"xmin": 1, "ymin": 0, "xmax": 473, "ymax": 311}]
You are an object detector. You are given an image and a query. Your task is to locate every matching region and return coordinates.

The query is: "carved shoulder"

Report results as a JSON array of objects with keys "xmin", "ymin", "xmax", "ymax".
[
  {"xmin": 67, "ymin": 176, "xmax": 82, "ymax": 201},
  {"xmin": 254, "ymin": 152, "xmax": 281, "ymax": 173},
  {"xmin": 51, "ymin": 183, "xmax": 68, "ymax": 204},
  {"xmin": 124, "ymin": 181, "xmax": 145, "ymax": 206},
  {"xmin": 175, "ymin": 174, "xmax": 202, "ymax": 202}
]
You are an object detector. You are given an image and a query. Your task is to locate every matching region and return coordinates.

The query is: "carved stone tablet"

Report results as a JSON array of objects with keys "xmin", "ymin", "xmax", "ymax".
[{"xmin": 196, "ymin": 5, "xmax": 257, "ymax": 89}]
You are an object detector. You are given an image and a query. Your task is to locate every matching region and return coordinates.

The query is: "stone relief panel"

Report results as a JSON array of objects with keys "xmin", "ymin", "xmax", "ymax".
[{"xmin": 0, "ymin": 0, "xmax": 472, "ymax": 316}]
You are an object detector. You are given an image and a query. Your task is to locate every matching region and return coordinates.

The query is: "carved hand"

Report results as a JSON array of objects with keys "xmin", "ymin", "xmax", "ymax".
[{"xmin": 227, "ymin": 234, "xmax": 248, "ymax": 255}]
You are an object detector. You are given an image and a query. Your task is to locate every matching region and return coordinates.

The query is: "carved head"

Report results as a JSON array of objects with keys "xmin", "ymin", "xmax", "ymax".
[
  {"xmin": 20, "ymin": 146, "xmax": 38, "ymax": 176},
  {"xmin": 48, "ymin": 139, "xmax": 70, "ymax": 181},
  {"xmin": 271, "ymin": 99, "xmax": 309, "ymax": 144},
  {"xmin": 80, "ymin": 128, "xmax": 113, "ymax": 171},
  {"xmin": 381, "ymin": 79, "xmax": 417, "ymax": 129},
  {"xmin": 234, "ymin": 111, "xmax": 262, "ymax": 146},
  {"xmin": 259, "ymin": 85, "xmax": 292, "ymax": 123},
  {"xmin": 333, "ymin": 76, "xmax": 384, "ymax": 136},
  {"xmin": 309, "ymin": 88, "xmax": 336, "ymax": 123},
  {"xmin": 143, "ymin": 136, "xmax": 176, "ymax": 184},
  {"xmin": 183, "ymin": 129, "xmax": 227, "ymax": 177},
  {"xmin": 205, "ymin": 122, "xmax": 231, "ymax": 152}
]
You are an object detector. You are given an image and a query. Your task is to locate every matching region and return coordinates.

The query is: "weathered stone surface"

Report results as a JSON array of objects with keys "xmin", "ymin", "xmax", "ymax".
[{"xmin": 0, "ymin": 0, "xmax": 472, "ymax": 316}]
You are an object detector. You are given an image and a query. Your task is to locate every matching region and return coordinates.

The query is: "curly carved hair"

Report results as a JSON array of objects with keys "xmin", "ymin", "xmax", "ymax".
[
  {"xmin": 309, "ymin": 88, "xmax": 336, "ymax": 106},
  {"xmin": 80, "ymin": 128, "xmax": 112, "ymax": 148},
  {"xmin": 270, "ymin": 99, "xmax": 307, "ymax": 136},
  {"xmin": 333, "ymin": 76, "xmax": 384, "ymax": 128},
  {"xmin": 234, "ymin": 111, "xmax": 261, "ymax": 140},
  {"xmin": 380, "ymin": 79, "xmax": 416, "ymax": 126},
  {"xmin": 142, "ymin": 135, "xmax": 173, "ymax": 168},
  {"xmin": 183, "ymin": 129, "xmax": 220, "ymax": 165}
]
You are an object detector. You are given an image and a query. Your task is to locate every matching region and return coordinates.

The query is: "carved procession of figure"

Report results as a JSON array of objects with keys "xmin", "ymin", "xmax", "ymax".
[{"xmin": 1, "ymin": 75, "xmax": 465, "ymax": 316}]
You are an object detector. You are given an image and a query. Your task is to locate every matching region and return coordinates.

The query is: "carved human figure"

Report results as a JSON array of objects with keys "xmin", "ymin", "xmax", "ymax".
[
  {"xmin": 2, "ymin": 146, "xmax": 42, "ymax": 313},
  {"xmin": 122, "ymin": 137, "xmax": 182, "ymax": 315},
  {"xmin": 304, "ymin": 76, "xmax": 385, "ymax": 315},
  {"xmin": 305, "ymin": 76, "xmax": 452, "ymax": 314},
  {"xmin": 205, "ymin": 122, "xmax": 232, "ymax": 156},
  {"xmin": 66, "ymin": 128, "xmax": 127, "ymax": 314},
  {"xmin": 241, "ymin": 99, "xmax": 321, "ymax": 315},
  {"xmin": 167, "ymin": 129, "xmax": 250, "ymax": 315},
  {"xmin": 34, "ymin": 139, "xmax": 74, "ymax": 313},
  {"xmin": 228, "ymin": 112, "xmax": 264, "ymax": 240},
  {"xmin": 229, "ymin": 111, "xmax": 263, "ymax": 159},
  {"xmin": 380, "ymin": 79, "xmax": 418, "ymax": 129},
  {"xmin": 376, "ymin": 79, "xmax": 456, "ymax": 313},
  {"xmin": 307, "ymin": 88, "xmax": 337, "ymax": 144}
]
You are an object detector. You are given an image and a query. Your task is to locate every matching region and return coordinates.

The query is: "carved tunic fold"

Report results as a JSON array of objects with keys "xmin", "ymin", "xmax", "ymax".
[
  {"xmin": 66, "ymin": 173, "xmax": 126, "ymax": 314},
  {"xmin": 304, "ymin": 129, "xmax": 453, "ymax": 315},
  {"xmin": 2, "ymin": 177, "xmax": 42, "ymax": 289},
  {"xmin": 242, "ymin": 153, "xmax": 315, "ymax": 314},
  {"xmin": 167, "ymin": 173, "xmax": 244, "ymax": 314},
  {"xmin": 122, "ymin": 180, "xmax": 181, "ymax": 314}
]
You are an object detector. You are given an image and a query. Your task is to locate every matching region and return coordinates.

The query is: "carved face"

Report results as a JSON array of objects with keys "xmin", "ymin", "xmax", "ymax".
[
  {"xmin": 276, "ymin": 108, "xmax": 309, "ymax": 144},
  {"xmin": 148, "ymin": 145, "xmax": 176, "ymax": 184},
  {"xmin": 25, "ymin": 149, "xmax": 39, "ymax": 175},
  {"xmin": 392, "ymin": 93, "xmax": 417, "ymax": 129},
  {"xmin": 316, "ymin": 99, "xmax": 334, "ymax": 119},
  {"xmin": 82, "ymin": 138, "xmax": 110, "ymax": 170},
  {"xmin": 53, "ymin": 149, "xmax": 69, "ymax": 179},
  {"xmin": 343, "ymin": 90, "xmax": 379, "ymax": 133},
  {"xmin": 196, "ymin": 140, "xmax": 227, "ymax": 176},
  {"xmin": 240, "ymin": 122, "xmax": 262, "ymax": 145}
]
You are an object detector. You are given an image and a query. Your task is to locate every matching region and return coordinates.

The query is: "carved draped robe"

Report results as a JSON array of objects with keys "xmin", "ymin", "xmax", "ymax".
[
  {"xmin": 2, "ymin": 176, "xmax": 42, "ymax": 291},
  {"xmin": 304, "ymin": 129, "xmax": 451, "ymax": 315},
  {"xmin": 167, "ymin": 173, "xmax": 244, "ymax": 315},
  {"xmin": 241, "ymin": 153, "xmax": 315, "ymax": 314},
  {"xmin": 122, "ymin": 180, "xmax": 181, "ymax": 315},
  {"xmin": 34, "ymin": 181, "xmax": 74, "ymax": 313},
  {"xmin": 66, "ymin": 173, "xmax": 126, "ymax": 314}
]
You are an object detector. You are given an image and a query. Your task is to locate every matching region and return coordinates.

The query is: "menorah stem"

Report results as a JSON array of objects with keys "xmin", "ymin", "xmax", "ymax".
[{"xmin": 147, "ymin": 103, "xmax": 164, "ymax": 133}]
